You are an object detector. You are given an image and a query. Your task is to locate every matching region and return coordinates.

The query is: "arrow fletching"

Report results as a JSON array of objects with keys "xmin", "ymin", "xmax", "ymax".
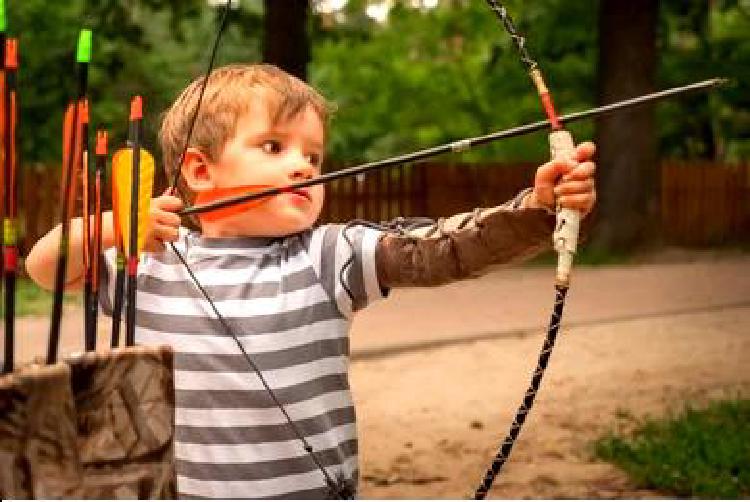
[
  {"xmin": 193, "ymin": 184, "xmax": 274, "ymax": 222},
  {"xmin": 111, "ymin": 147, "xmax": 154, "ymax": 257}
]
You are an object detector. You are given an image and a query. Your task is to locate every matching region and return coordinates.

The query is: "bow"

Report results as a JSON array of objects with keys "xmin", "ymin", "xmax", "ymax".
[
  {"xmin": 474, "ymin": 1, "xmax": 578, "ymax": 497},
  {"xmin": 157, "ymin": 2, "xmax": 726, "ymax": 500},
  {"xmin": 24, "ymin": 1, "xmax": 720, "ymax": 498}
]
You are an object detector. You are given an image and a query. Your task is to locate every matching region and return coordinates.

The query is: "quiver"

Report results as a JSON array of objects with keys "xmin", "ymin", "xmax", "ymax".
[{"xmin": 0, "ymin": 345, "xmax": 176, "ymax": 499}]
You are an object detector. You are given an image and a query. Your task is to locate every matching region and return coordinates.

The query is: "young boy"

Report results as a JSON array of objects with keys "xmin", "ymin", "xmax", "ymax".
[{"xmin": 26, "ymin": 64, "xmax": 596, "ymax": 499}]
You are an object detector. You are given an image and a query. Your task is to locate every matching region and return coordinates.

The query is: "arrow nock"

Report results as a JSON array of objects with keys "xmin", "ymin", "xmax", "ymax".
[
  {"xmin": 96, "ymin": 130, "xmax": 109, "ymax": 155},
  {"xmin": 130, "ymin": 95, "xmax": 143, "ymax": 120},
  {"xmin": 4, "ymin": 37, "xmax": 16, "ymax": 69},
  {"xmin": 77, "ymin": 29, "xmax": 92, "ymax": 64},
  {"xmin": 0, "ymin": 0, "xmax": 6, "ymax": 34}
]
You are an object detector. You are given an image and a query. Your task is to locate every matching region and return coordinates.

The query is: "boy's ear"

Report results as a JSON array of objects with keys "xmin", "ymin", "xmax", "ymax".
[{"xmin": 181, "ymin": 147, "xmax": 215, "ymax": 193}]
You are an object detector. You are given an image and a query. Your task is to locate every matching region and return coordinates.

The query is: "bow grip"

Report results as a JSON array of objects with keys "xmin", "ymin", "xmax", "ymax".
[{"xmin": 549, "ymin": 129, "xmax": 580, "ymax": 287}]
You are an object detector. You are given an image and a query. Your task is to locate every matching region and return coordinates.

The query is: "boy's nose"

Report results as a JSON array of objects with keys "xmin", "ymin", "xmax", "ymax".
[{"xmin": 287, "ymin": 159, "xmax": 314, "ymax": 181}]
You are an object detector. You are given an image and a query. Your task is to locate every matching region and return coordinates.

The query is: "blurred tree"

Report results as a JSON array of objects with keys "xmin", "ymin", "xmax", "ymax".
[
  {"xmin": 310, "ymin": 0, "xmax": 597, "ymax": 164},
  {"xmin": 592, "ymin": 0, "xmax": 659, "ymax": 252},
  {"xmin": 9, "ymin": 0, "xmax": 261, "ymax": 169},
  {"xmin": 659, "ymin": 0, "xmax": 750, "ymax": 161},
  {"xmin": 263, "ymin": 0, "xmax": 311, "ymax": 80}
]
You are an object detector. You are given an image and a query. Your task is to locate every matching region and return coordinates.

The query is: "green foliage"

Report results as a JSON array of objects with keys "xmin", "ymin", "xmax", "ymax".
[
  {"xmin": 0, "ymin": 278, "xmax": 78, "ymax": 317},
  {"xmin": 7, "ymin": 0, "xmax": 261, "ymax": 172},
  {"xmin": 310, "ymin": 0, "xmax": 597, "ymax": 164},
  {"xmin": 5, "ymin": 0, "xmax": 749, "ymax": 172},
  {"xmin": 659, "ymin": 0, "xmax": 750, "ymax": 161},
  {"xmin": 596, "ymin": 399, "xmax": 750, "ymax": 498}
]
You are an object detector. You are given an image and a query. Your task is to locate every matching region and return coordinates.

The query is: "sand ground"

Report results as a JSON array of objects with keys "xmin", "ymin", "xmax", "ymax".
[{"xmin": 8, "ymin": 251, "xmax": 750, "ymax": 498}]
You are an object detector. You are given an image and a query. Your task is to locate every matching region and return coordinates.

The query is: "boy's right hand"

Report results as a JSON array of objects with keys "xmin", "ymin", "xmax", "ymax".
[{"xmin": 145, "ymin": 191, "xmax": 184, "ymax": 252}]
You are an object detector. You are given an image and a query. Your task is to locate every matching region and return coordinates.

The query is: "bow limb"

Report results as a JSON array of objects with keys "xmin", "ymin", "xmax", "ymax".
[{"xmin": 474, "ymin": 2, "xmax": 581, "ymax": 498}]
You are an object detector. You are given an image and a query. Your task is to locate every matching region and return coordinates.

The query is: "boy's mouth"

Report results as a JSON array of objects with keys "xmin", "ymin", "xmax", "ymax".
[{"xmin": 285, "ymin": 188, "xmax": 311, "ymax": 202}]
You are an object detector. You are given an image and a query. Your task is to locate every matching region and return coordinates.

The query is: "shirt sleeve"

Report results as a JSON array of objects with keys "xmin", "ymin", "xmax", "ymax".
[{"xmin": 307, "ymin": 223, "xmax": 387, "ymax": 319}]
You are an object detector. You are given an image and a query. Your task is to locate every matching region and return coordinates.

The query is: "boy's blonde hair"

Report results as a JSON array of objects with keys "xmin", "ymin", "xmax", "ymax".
[{"xmin": 160, "ymin": 64, "xmax": 331, "ymax": 199}]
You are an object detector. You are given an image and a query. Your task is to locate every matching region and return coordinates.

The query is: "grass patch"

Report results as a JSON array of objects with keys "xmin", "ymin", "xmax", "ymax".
[
  {"xmin": 0, "ymin": 278, "xmax": 79, "ymax": 317},
  {"xmin": 595, "ymin": 399, "xmax": 750, "ymax": 498}
]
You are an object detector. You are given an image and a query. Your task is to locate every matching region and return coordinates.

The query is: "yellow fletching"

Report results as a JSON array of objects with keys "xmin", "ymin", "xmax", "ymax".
[{"xmin": 111, "ymin": 147, "xmax": 155, "ymax": 256}]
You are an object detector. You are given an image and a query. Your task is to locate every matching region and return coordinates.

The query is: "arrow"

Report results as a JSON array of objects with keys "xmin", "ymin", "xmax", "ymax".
[
  {"xmin": 110, "ymin": 142, "xmax": 126, "ymax": 348},
  {"xmin": 85, "ymin": 130, "xmax": 107, "ymax": 351},
  {"xmin": 111, "ymin": 96, "xmax": 154, "ymax": 347},
  {"xmin": 0, "ymin": 0, "xmax": 6, "ymax": 302},
  {"xmin": 179, "ymin": 78, "xmax": 727, "ymax": 219},
  {"xmin": 2, "ymin": 36, "xmax": 17, "ymax": 374},
  {"xmin": 48, "ymin": 29, "xmax": 91, "ymax": 365},
  {"xmin": 80, "ymin": 98, "xmax": 94, "ymax": 351}
]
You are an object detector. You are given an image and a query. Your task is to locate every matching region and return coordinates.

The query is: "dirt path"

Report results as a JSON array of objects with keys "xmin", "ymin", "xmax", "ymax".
[{"xmin": 348, "ymin": 254, "xmax": 750, "ymax": 498}]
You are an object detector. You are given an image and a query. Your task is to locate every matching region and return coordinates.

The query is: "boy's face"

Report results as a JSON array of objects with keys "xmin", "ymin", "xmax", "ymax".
[{"xmin": 198, "ymin": 100, "xmax": 326, "ymax": 237}]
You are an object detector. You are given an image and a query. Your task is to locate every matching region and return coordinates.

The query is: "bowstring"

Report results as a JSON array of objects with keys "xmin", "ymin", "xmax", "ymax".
[{"xmin": 160, "ymin": 1, "xmax": 349, "ymax": 497}]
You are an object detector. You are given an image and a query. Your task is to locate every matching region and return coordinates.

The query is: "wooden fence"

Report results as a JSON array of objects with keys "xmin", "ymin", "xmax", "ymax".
[
  {"xmin": 14, "ymin": 161, "xmax": 750, "ymax": 255},
  {"xmin": 661, "ymin": 162, "xmax": 750, "ymax": 246}
]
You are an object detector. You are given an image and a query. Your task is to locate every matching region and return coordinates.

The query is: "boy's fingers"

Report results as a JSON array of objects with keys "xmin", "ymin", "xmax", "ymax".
[
  {"xmin": 574, "ymin": 141, "xmax": 596, "ymax": 162},
  {"xmin": 554, "ymin": 178, "xmax": 594, "ymax": 196},
  {"xmin": 151, "ymin": 223, "xmax": 180, "ymax": 243},
  {"xmin": 152, "ymin": 208, "xmax": 182, "ymax": 228},
  {"xmin": 154, "ymin": 195, "xmax": 184, "ymax": 212},
  {"xmin": 561, "ymin": 161, "xmax": 596, "ymax": 182},
  {"xmin": 540, "ymin": 158, "xmax": 576, "ymax": 182},
  {"xmin": 558, "ymin": 191, "xmax": 596, "ymax": 211}
]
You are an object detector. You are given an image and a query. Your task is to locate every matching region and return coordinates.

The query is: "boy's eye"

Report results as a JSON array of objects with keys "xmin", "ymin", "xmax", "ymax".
[
  {"xmin": 306, "ymin": 153, "xmax": 322, "ymax": 167},
  {"xmin": 261, "ymin": 140, "xmax": 282, "ymax": 154}
]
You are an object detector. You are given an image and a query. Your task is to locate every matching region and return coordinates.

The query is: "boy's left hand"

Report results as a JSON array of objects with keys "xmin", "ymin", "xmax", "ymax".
[{"xmin": 524, "ymin": 141, "xmax": 597, "ymax": 217}]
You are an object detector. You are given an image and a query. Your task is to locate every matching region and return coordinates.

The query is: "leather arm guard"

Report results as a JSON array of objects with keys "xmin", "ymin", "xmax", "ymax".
[{"xmin": 376, "ymin": 189, "xmax": 555, "ymax": 288}]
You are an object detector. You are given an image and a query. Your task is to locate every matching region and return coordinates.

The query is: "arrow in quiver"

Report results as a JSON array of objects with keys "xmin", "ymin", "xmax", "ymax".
[
  {"xmin": 0, "ymin": 0, "xmax": 7, "ymax": 294},
  {"xmin": 111, "ymin": 96, "xmax": 154, "ymax": 347},
  {"xmin": 82, "ymin": 130, "xmax": 107, "ymax": 352},
  {"xmin": 2, "ymin": 36, "xmax": 18, "ymax": 374}
]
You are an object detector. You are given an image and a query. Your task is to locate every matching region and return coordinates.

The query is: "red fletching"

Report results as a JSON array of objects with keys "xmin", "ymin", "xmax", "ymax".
[
  {"xmin": 194, "ymin": 185, "xmax": 275, "ymax": 222},
  {"xmin": 3, "ymin": 247, "xmax": 17, "ymax": 272}
]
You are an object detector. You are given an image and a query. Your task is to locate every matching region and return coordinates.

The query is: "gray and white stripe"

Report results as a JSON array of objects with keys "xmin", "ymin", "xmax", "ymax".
[{"xmin": 100, "ymin": 224, "xmax": 384, "ymax": 499}]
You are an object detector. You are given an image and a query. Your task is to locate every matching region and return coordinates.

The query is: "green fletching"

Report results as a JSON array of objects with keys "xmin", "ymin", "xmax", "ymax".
[
  {"xmin": 76, "ymin": 29, "xmax": 92, "ymax": 63},
  {"xmin": 0, "ymin": 0, "xmax": 6, "ymax": 33}
]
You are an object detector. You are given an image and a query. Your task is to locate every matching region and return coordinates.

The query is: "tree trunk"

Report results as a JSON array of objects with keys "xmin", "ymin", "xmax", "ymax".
[
  {"xmin": 263, "ymin": 0, "xmax": 311, "ymax": 81},
  {"xmin": 592, "ymin": 0, "xmax": 659, "ymax": 252}
]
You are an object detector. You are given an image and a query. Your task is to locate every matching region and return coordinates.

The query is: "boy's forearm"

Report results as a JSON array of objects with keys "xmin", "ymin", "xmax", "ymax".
[
  {"xmin": 376, "ymin": 190, "xmax": 554, "ymax": 288},
  {"xmin": 26, "ymin": 212, "xmax": 116, "ymax": 291}
]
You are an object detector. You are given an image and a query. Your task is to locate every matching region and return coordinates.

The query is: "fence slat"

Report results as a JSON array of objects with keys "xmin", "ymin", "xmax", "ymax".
[{"xmin": 16, "ymin": 162, "xmax": 750, "ymax": 263}]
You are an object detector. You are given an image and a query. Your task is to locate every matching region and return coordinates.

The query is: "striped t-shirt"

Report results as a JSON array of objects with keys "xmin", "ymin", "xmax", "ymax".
[{"xmin": 100, "ymin": 223, "xmax": 385, "ymax": 499}]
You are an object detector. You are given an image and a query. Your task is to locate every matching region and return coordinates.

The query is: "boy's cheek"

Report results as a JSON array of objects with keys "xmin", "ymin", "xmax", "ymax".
[{"xmin": 311, "ymin": 186, "xmax": 325, "ymax": 208}]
